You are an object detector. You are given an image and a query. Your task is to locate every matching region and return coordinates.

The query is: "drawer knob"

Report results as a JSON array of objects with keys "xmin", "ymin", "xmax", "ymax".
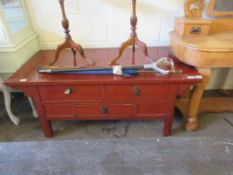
[
  {"xmin": 64, "ymin": 88, "xmax": 73, "ymax": 95},
  {"xmin": 133, "ymin": 87, "xmax": 140, "ymax": 96},
  {"xmin": 190, "ymin": 27, "xmax": 201, "ymax": 34},
  {"xmin": 100, "ymin": 107, "xmax": 108, "ymax": 114}
]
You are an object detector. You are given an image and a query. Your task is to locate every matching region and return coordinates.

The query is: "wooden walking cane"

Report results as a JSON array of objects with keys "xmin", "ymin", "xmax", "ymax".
[
  {"xmin": 49, "ymin": 0, "xmax": 95, "ymax": 67},
  {"xmin": 38, "ymin": 57, "xmax": 181, "ymax": 75}
]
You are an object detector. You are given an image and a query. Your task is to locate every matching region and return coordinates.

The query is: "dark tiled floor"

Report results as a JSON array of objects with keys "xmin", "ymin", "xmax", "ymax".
[{"xmin": 0, "ymin": 93, "xmax": 233, "ymax": 175}]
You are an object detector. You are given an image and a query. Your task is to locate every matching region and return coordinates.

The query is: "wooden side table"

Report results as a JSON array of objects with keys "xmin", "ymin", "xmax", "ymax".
[
  {"xmin": 170, "ymin": 29, "xmax": 233, "ymax": 131},
  {"xmin": 0, "ymin": 78, "xmax": 38, "ymax": 125},
  {"xmin": 5, "ymin": 47, "xmax": 202, "ymax": 137}
]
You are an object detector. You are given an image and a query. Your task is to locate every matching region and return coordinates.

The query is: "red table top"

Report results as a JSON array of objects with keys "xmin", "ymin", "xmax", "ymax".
[{"xmin": 5, "ymin": 47, "xmax": 202, "ymax": 87}]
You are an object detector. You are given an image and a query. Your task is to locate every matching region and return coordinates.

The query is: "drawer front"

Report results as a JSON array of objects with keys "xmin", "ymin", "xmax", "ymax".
[
  {"xmin": 39, "ymin": 85, "xmax": 102, "ymax": 101},
  {"xmin": 105, "ymin": 85, "xmax": 168, "ymax": 100},
  {"xmin": 43, "ymin": 102, "xmax": 168, "ymax": 120},
  {"xmin": 44, "ymin": 104, "xmax": 75, "ymax": 119},
  {"xmin": 175, "ymin": 18, "xmax": 211, "ymax": 37},
  {"xmin": 75, "ymin": 104, "xmax": 134, "ymax": 119},
  {"xmin": 183, "ymin": 24, "xmax": 210, "ymax": 36},
  {"xmin": 136, "ymin": 101, "xmax": 167, "ymax": 115}
]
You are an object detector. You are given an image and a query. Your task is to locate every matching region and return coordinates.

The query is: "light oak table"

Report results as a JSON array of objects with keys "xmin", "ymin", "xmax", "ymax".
[{"xmin": 170, "ymin": 30, "xmax": 233, "ymax": 131}]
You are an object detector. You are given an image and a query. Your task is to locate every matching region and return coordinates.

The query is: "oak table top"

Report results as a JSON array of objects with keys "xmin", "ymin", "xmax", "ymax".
[{"xmin": 170, "ymin": 31, "xmax": 233, "ymax": 68}]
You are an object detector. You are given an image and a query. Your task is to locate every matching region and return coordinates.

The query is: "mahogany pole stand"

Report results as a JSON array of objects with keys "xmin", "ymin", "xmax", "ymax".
[
  {"xmin": 50, "ymin": 0, "xmax": 95, "ymax": 66},
  {"xmin": 110, "ymin": 0, "xmax": 152, "ymax": 65}
]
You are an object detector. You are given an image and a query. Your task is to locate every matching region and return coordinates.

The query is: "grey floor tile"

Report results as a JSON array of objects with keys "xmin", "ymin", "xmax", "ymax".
[{"xmin": 0, "ymin": 92, "xmax": 233, "ymax": 175}]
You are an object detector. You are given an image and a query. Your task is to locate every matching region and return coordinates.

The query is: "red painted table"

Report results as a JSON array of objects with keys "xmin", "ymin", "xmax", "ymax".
[{"xmin": 5, "ymin": 47, "xmax": 202, "ymax": 137}]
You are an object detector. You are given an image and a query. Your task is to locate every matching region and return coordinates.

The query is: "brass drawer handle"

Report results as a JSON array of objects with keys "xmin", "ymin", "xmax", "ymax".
[
  {"xmin": 100, "ymin": 107, "xmax": 108, "ymax": 114},
  {"xmin": 133, "ymin": 87, "xmax": 140, "ymax": 96},
  {"xmin": 190, "ymin": 27, "xmax": 201, "ymax": 34},
  {"xmin": 64, "ymin": 88, "xmax": 73, "ymax": 95}
]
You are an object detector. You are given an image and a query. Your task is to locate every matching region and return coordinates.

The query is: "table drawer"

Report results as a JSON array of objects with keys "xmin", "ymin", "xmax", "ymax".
[
  {"xmin": 39, "ymin": 85, "xmax": 102, "ymax": 101},
  {"xmin": 75, "ymin": 104, "xmax": 134, "ymax": 119},
  {"xmin": 43, "ymin": 101, "xmax": 168, "ymax": 120},
  {"xmin": 105, "ymin": 85, "xmax": 169, "ymax": 100},
  {"xmin": 44, "ymin": 104, "xmax": 75, "ymax": 118},
  {"xmin": 175, "ymin": 18, "xmax": 211, "ymax": 37},
  {"xmin": 136, "ymin": 101, "xmax": 167, "ymax": 115},
  {"xmin": 182, "ymin": 24, "xmax": 210, "ymax": 36}
]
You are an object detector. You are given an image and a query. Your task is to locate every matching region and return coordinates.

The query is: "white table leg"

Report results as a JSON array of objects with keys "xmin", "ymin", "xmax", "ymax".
[
  {"xmin": 27, "ymin": 97, "xmax": 38, "ymax": 118},
  {"xmin": 0, "ymin": 81, "xmax": 20, "ymax": 125}
]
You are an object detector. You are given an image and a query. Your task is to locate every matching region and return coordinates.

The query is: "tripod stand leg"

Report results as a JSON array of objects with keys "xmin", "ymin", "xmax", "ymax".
[
  {"xmin": 50, "ymin": 41, "xmax": 69, "ymax": 66},
  {"xmin": 110, "ymin": 39, "xmax": 134, "ymax": 65},
  {"xmin": 135, "ymin": 39, "xmax": 148, "ymax": 56},
  {"xmin": 71, "ymin": 42, "xmax": 95, "ymax": 66}
]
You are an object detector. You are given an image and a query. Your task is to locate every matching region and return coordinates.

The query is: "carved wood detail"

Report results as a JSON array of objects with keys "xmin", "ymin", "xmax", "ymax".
[
  {"xmin": 110, "ymin": 0, "xmax": 152, "ymax": 65},
  {"xmin": 50, "ymin": 0, "xmax": 95, "ymax": 67},
  {"xmin": 185, "ymin": 68, "xmax": 211, "ymax": 131},
  {"xmin": 184, "ymin": 0, "xmax": 205, "ymax": 18}
]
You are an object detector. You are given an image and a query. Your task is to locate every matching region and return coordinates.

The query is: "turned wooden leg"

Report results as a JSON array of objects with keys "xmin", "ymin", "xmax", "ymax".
[
  {"xmin": 186, "ymin": 68, "xmax": 211, "ymax": 131},
  {"xmin": 0, "ymin": 81, "xmax": 20, "ymax": 125}
]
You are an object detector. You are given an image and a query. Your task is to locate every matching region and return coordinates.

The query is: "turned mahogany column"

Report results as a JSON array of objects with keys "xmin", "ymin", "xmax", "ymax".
[
  {"xmin": 50, "ymin": 0, "xmax": 95, "ymax": 66},
  {"xmin": 110, "ymin": 0, "xmax": 153, "ymax": 65}
]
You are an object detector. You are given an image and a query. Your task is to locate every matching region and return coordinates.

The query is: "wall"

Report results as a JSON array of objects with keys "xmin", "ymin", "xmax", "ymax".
[
  {"xmin": 0, "ymin": 33, "xmax": 39, "ymax": 73},
  {"xmin": 25, "ymin": 0, "xmax": 184, "ymax": 49},
  {"xmin": 24, "ymin": 0, "xmax": 232, "ymax": 89},
  {"xmin": 0, "ymin": 0, "xmax": 39, "ymax": 79}
]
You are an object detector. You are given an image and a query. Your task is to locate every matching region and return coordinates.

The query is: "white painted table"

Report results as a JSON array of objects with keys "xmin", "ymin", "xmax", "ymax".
[
  {"xmin": 0, "ymin": 78, "xmax": 38, "ymax": 125},
  {"xmin": 0, "ymin": 78, "xmax": 20, "ymax": 125}
]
